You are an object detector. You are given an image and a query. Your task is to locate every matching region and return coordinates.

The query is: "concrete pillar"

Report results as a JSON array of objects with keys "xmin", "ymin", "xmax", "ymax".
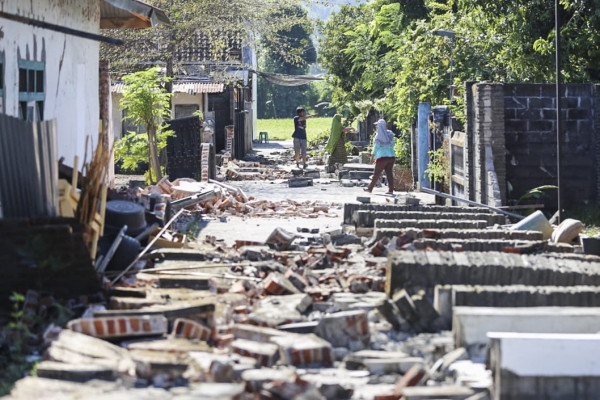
[{"xmin": 417, "ymin": 102, "xmax": 431, "ymax": 189}]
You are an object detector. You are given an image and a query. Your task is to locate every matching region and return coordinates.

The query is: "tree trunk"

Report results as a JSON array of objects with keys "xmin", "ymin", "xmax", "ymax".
[{"xmin": 147, "ymin": 125, "xmax": 162, "ymax": 183}]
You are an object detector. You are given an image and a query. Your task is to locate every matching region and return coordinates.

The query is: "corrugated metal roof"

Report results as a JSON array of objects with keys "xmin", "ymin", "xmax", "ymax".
[
  {"xmin": 112, "ymin": 81, "xmax": 224, "ymax": 94},
  {"xmin": 101, "ymin": 0, "xmax": 169, "ymax": 29},
  {"xmin": 172, "ymin": 81, "xmax": 224, "ymax": 94}
]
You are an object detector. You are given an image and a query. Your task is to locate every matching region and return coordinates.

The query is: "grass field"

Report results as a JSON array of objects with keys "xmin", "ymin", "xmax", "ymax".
[{"xmin": 257, "ymin": 117, "xmax": 334, "ymax": 142}]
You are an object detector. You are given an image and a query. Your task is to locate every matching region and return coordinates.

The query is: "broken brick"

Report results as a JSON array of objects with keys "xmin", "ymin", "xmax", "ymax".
[
  {"xmin": 263, "ymin": 272, "xmax": 302, "ymax": 295},
  {"xmin": 67, "ymin": 315, "xmax": 168, "ymax": 339},
  {"xmin": 271, "ymin": 334, "xmax": 333, "ymax": 367},
  {"xmin": 171, "ymin": 318, "xmax": 212, "ymax": 342},
  {"xmin": 231, "ymin": 338, "xmax": 279, "ymax": 367},
  {"xmin": 315, "ymin": 310, "xmax": 370, "ymax": 350}
]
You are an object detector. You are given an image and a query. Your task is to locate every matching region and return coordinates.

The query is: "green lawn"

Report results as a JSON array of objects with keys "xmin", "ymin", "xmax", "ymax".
[{"xmin": 257, "ymin": 117, "xmax": 333, "ymax": 142}]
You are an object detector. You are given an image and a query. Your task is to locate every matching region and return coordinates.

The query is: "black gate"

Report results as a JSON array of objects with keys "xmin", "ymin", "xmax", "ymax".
[{"xmin": 165, "ymin": 116, "xmax": 203, "ymax": 181}]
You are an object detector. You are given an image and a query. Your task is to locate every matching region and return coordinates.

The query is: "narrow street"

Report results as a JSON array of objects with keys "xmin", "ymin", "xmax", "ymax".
[{"xmin": 3, "ymin": 0, "xmax": 600, "ymax": 398}]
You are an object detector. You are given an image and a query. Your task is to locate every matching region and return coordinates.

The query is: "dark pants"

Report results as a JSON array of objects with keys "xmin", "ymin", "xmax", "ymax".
[{"xmin": 367, "ymin": 157, "xmax": 395, "ymax": 192}]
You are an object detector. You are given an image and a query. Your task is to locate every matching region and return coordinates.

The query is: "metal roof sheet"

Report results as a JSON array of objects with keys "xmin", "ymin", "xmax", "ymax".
[{"xmin": 101, "ymin": 0, "xmax": 169, "ymax": 29}]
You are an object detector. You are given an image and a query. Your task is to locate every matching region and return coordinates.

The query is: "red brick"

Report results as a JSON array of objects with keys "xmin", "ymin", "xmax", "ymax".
[
  {"xmin": 67, "ymin": 315, "xmax": 168, "ymax": 339},
  {"xmin": 232, "ymin": 339, "xmax": 279, "ymax": 367},
  {"xmin": 171, "ymin": 318, "xmax": 211, "ymax": 341},
  {"xmin": 271, "ymin": 334, "xmax": 333, "ymax": 367}
]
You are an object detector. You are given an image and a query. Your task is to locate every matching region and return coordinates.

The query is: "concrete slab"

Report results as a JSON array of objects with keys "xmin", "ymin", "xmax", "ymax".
[
  {"xmin": 454, "ymin": 306, "xmax": 600, "ymax": 348},
  {"xmin": 488, "ymin": 332, "xmax": 600, "ymax": 400}
]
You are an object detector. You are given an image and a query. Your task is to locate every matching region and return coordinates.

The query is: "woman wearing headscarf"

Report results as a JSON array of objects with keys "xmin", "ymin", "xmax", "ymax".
[
  {"xmin": 324, "ymin": 114, "xmax": 350, "ymax": 167},
  {"xmin": 364, "ymin": 118, "xmax": 396, "ymax": 194}
]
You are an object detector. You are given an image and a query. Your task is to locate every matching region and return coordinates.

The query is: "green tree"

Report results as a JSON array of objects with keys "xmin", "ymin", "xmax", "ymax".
[
  {"xmin": 117, "ymin": 67, "xmax": 172, "ymax": 183},
  {"xmin": 319, "ymin": 0, "xmax": 600, "ymax": 167},
  {"xmin": 257, "ymin": 6, "xmax": 317, "ymax": 118}
]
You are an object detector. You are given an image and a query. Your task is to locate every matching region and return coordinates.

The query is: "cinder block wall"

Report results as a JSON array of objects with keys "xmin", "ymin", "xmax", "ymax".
[
  {"xmin": 471, "ymin": 83, "xmax": 506, "ymax": 205},
  {"xmin": 464, "ymin": 82, "xmax": 599, "ymax": 208}
]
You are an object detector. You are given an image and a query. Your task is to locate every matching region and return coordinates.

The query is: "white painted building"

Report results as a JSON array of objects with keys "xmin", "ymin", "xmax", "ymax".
[{"xmin": 0, "ymin": 0, "xmax": 167, "ymax": 168}]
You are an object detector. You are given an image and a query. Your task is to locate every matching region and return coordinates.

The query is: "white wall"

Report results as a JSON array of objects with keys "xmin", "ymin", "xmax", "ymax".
[
  {"xmin": 0, "ymin": 0, "xmax": 100, "ymax": 166},
  {"xmin": 172, "ymin": 93, "xmax": 204, "ymax": 117}
]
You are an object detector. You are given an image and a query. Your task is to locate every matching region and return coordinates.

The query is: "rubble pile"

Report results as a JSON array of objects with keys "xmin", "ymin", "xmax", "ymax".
[
  {"xmin": 220, "ymin": 160, "xmax": 291, "ymax": 181},
  {"xmin": 142, "ymin": 177, "xmax": 340, "ymax": 219},
  {"xmin": 6, "ymin": 139, "xmax": 600, "ymax": 399},
  {"xmin": 6, "ymin": 227, "xmax": 486, "ymax": 400}
]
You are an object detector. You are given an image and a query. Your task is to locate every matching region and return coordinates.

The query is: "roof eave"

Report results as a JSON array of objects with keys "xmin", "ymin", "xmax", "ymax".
[{"xmin": 101, "ymin": 0, "xmax": 169, "ymax": 29}]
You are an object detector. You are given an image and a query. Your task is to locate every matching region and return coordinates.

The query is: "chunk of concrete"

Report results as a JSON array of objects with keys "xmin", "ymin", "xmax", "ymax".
[
  {"xmin": 551, "ymin": 218, "xmax": 584, "ymax": 244},
  {"xmin": 270, "ymin": 333, "xmax": 333, "ymax": 367},
  {"xmin": 232, "ymin": 338, "xmax": 280, "ymax": 367},
  {"xmin": 232, "ymin": 323, "xmax": 293, "ymax": 343},
  {"xmin": 314, "ymin": 310, "xmax": 370, "ymax": 350},
  {"xmin": 67, "ymin": 315, "xmax": 168, "ymax": 339},
  {"xmin": 241, "ymin": 367, "xmax": 296, "ymax": 393},
  {"xmin": 454, "ymin": 306, "xmax": 600, "ymax": 348},
  {"xmin": 35, "ymin": 361, "xmax": 116, "ymax": 382},
  {"xmin": 247, "ymin": 293, "xmax": 312, "ymax": 327},
  {"xmin": 401, "ymin": 385, "xmax": 475, "ymax": 399},
  {"xmin": 488, "ymin": 332, "xmax": 600, "ymax": 400}
]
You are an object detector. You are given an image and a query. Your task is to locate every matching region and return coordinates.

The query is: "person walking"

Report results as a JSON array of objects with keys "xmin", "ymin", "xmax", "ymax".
[
  {"xmin": 324, "ymin": 114, "xmax": 351, "ymax": 168},
  {"xmin": 364, "ymin": 118, "xmax": 396, "ymax": 194},
  {"xmin": 292, "ymin": 107, "xmax": 314, "ymax": 168}
]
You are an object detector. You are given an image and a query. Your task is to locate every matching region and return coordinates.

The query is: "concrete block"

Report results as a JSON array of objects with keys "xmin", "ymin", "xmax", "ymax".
[
  {"xmin": 232, "ymin": 338, "xmax": 280, "ymax": 367},
  {"xmin": 184, "ymin": 383, "xmax": 246, "ymax": 399},
  {"xmin": 392, "ymin": 290, "xmax": 418, "ymax": 322},
  {"xmin": 362, "ymin": 357, "xmax": 424, "ymax": 375},
  {"xmin": 35, "ymin": 361, "xmax": 116, "ymax": 382},
  {"xmin": 170, "ymin": 318, "xmax": 212, "ymax": 341},
  {"xmin": 67, "ymin": 315, "xmax": 168, "ymax": 339},
  {"xmin": 315, "ymin": 310, "xmax": 370, "ymax": 350},
  {"xmin": 93, "ymin": 299, "xmax": 215, "ymax": 327},
  {"xmin": 248, "ymin": 293, "xmax": 312, "ymax": 327},
  {"xmin": 262, "ymin": 272, "xmax": 302, "ymax": 296},
  {"xmin": 411, "ymin": 290, "xmax": 442, "ymax": 332},
  {"xmin": 453, "ymin": 306, "xmax": 600, "ymax": 348},
  {"xmin": 401, "ymin": 385, "xmax": 475, "ymax": 399},
  {"xmin": 271, "ymin": 333, "xmax": 333, "ymax": 367},
  {"xmin": 242, "ymin": 367, "xmax": 296, "ymax": 393},
  {"xmin": 277, "ymin": 321, "xmax": 319, "ymax": 334},
  {"xmin": 375, "ymin": 300, "xmax": 402, "ymax": 330},
  {"xmin": 108, "ymin": 297, "xmax": 163, "ymax": 310},
  {"xmin": 488, "ymin": 332, "xmax": 600, "ymax": 400},
  {"xmin": 288, "ymin": 177, "xmax": 313, "ymax": 187},
  {"xmin": 386, "ymin": 251, "xmax": 600, "ymax": 296},
  {"xmin": 232, "ymin": 323, "xmax": 292, "ymax": 343},
  {"xmin": 357, "ymin": 210, "xmax": 506, "ymax": 228},
  {"xmin": 435, "ymin": 285, "xmax": 600, "ymax": 322}
]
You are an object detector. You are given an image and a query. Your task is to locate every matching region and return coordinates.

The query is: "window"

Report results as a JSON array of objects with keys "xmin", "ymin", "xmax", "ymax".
[
  {"xmin": 18, "ymin": 60, "xmax": 45, "ymax": 121},
  {"xmin": 174, "ymin": 104, "xmax": 199, "ymax": 119}
]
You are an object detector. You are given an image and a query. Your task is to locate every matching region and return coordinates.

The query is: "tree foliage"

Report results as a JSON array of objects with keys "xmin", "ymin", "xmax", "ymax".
[
  {"xmin": 257, "ymin": 6, "xmax": 318, "ymax": 118},
  {"xmin": 319, "ymin": 0, "xmax": 600, "ymax": 167},
  {"xmin": 101, "ymin": 0, "xmax": 316, "ymax": 75},
  {"xmin": 116, "ymin": 67, "xmax": 173, "ymax": 183}
]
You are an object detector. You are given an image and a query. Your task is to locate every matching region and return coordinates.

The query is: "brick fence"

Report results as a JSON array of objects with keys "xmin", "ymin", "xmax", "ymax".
[{"xmin": 458, "ymin": 82, "xmax": 600, "ymax": 208}]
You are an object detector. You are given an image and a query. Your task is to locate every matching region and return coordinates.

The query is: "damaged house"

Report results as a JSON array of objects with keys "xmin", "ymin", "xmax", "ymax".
[
  {"xmin": 110, "ymin": 30, "xmax": 257, "ymax": 165},
  {"xmin": 0, "ymin": 0, "xmax": 168, "ymax": 171}
]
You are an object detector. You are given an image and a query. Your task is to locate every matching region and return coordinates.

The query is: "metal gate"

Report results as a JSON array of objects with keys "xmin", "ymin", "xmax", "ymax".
[{"xmin": 165, "ymin": 116, "xmax": 203, "ymax": 181}]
